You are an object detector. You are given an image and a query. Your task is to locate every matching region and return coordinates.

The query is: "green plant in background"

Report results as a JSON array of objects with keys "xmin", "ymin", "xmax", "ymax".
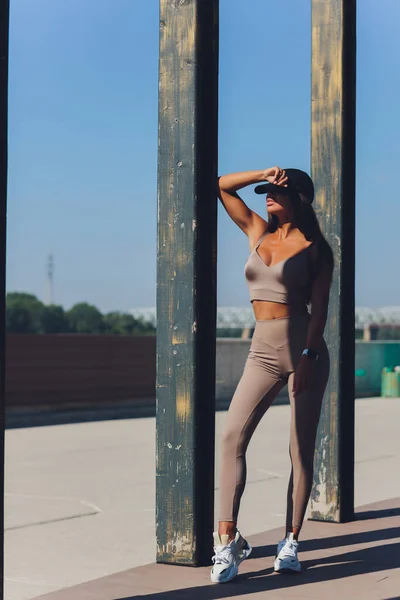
[
  {"xmin": 103, "ymin": 311, "xmax": 155, "ymax": 335},
  {"xmin": 66, "ymin": 302, "xmax": 105, "ymax": 334},
  {"xmin": 40, "ymin": 304, "xmax": 70, "ymax": 333},
  {"xmin": 6, "ymin": 292, "xmax": 155, "ymax": 335},
  {"xmin": 6, "ymin": 292, "xmax": 45, "ymax": 333}
]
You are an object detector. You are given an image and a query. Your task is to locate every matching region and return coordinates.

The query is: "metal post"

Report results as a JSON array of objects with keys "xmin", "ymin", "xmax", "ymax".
[
  {"xmin": 0, "ymin": 0, "xmax": 9, "ymax": 596},
  {"xmin": 310, "ymin": 0, "xmax": 356, "ymax": 522},
  {"xmin": 156, "ymin": 0, "xmax": 219, "ymax": 565}
]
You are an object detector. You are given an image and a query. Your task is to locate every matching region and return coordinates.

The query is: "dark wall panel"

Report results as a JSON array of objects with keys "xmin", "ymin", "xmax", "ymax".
[{"xmin": 6, "ymin": 335, "xmax": 156, "ymax": 407}]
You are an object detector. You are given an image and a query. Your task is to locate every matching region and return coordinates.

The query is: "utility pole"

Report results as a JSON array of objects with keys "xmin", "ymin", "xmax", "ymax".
[{"xmin": 47, "ymin": 252, "xmax": 54, "ymax": 305}]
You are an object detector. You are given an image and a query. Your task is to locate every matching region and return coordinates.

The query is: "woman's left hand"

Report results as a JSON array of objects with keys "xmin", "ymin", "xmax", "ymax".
[{"xmin": 293, "ymin": 356, "xmax": 315, "ymax": 397}]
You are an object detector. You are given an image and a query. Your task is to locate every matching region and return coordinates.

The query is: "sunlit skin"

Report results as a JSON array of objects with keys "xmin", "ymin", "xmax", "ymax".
[
  {"xmin": 255, "ymin": 189, "xmax": 314, "ymax": 318},
  {"xmin": 217, "ymin": 166, "xmax": 333, "ymax": 542}
]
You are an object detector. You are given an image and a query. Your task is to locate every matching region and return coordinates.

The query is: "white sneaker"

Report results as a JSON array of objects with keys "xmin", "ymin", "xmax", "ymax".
[
  {"xmin": 274, "ymin": 532, "xmax": 301, "ymax": 573},
  {"xmin": 276, "ymin": 535, "xmax": 287, "ymax": 556},
  {"xmin": 211, "ymin": 530, "xmax": 252, "ymax": 583}
]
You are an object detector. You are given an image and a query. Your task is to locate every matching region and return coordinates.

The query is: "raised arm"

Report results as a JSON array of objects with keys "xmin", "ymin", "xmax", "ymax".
[{"xmin": 217, "ymin": 167, "xmax": 287, "ymax": 245}]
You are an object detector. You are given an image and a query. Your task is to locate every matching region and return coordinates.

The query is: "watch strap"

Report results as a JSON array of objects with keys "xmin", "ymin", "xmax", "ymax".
[{"xmin": 302, "ymin": 348, "xmax": 319, "ymax": 360}]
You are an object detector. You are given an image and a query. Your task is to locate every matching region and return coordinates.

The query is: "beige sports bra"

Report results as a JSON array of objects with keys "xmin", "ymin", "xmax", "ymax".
[{"xmin": 244, "ymin": 231, "xmax": 313, "ymax": 307}]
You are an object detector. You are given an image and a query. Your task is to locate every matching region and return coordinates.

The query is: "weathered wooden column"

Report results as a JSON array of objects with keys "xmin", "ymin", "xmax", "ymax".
[
  {"xmin": 156, "ymin": 0, "xmax": 219, "ymax": 565},
  {"xmin": 0, "ymin": 1, "xmax": 9, "ymax": 596},
  {"xmin": 310, "ymin": 0, "xmax": 356, "ymax": 522}
]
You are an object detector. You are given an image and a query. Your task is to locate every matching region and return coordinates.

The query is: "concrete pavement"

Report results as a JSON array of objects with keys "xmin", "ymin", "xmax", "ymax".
[
  {"xmin": 34, "ymin": 496, "xmax": 400, "ymax": 600},
  {"xmin": 5, "ymin": 397, "xmax": 400, "ymax": 600}
]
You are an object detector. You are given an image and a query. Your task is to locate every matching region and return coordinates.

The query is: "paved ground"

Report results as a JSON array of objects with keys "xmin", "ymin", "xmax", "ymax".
[
  {"xmin": 5, "ymin": 397, "xmax": 400, "ymax": 600},
  {"xmin": 34, "ymin": 496, "xmax": 400, "ymax": 600}
]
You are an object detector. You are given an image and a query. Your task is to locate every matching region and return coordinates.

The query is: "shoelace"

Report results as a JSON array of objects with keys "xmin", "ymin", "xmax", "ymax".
[
  {"xmin": 212, "ymin": 545, "xmax": 233, "ymax": 565},
  {"xmin": 277, "ymin": 539, "xmax": 285, "ymax": 551},
  {"xmin": 281, "ymin": 541, "xmax": 298, "ymax": 558}
]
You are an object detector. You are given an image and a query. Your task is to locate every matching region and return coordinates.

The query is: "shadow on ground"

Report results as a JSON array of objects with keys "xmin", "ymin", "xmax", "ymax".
[
  {"xmin": 115, "ymin": 522, "xmax": 400, "ymax": 600},
  {"xmin": 7, "ymin": 396, "xmax": 375, "ymax": 430},
  {"xmin": 6, "ymin": 398, "xmax": 237, "ymax": 429}
]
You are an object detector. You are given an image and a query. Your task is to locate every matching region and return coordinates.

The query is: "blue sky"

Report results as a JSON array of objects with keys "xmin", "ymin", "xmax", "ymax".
[{"xmin": 6, "ymin": 0, "xmax": 400, "ymax": 311}]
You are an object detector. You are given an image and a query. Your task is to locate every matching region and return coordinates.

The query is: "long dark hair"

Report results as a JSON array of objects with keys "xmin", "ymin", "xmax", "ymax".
[{"xmin": 268, "ymin": 192, "xmax": 334, "ymax": 280}]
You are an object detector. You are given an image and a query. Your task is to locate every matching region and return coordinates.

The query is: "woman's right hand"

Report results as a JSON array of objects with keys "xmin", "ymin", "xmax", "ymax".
[{"xmin": 263, "ymin": 166, "xmax": 288, "ymax": 186}]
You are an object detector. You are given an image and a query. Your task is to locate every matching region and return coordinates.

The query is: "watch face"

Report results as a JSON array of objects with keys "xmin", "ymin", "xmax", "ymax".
[{"xmin": 304, "ymin": 349, "xmax": 318, "ymax": 359}]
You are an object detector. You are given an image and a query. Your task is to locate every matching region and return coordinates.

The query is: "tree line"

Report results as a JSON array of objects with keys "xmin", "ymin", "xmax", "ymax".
[{"xmin": 6, "ymin": 293, "xmax": 156, "ymax": 335}]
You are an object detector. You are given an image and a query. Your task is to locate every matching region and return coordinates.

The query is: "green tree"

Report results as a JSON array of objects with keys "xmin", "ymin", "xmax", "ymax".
[
  {"xmin": 67, "ymin": 302, "xmax": 104, "ymax": 334},
  {"xmin": 6, "ymin": 292, "xmax": 45, "ymax": 333},
  {"xmin": 130, "ymin": 316, "xmax": 156, "ymax": 336},
  {"xmin": 6, "ymin": 292, "xmax": 156, "ymax": 335},
  {"xmin": 6, "ymin": 305, "xmax": 34, "ymax": 333},
  {"xmin": 103, "ymin": 311, "xmax": 136, "ymax": 335},
  {"xmin": 103, "ymin": 312, "xmax": 156, "ymax": 335},
  {"xmin": 41, "ymin": 305, "xmax": 70, "ymax": 334}
]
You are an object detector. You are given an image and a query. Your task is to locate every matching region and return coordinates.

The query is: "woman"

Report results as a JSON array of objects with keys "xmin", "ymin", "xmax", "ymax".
[{"xmin": 211, "ymin": 166, "xmax": 333, "ymax": 583}]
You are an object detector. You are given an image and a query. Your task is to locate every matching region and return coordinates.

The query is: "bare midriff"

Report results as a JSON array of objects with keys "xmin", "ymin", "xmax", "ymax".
[{"xmin": 252, "ymin": 300, "xmax": 307, "ymax": 320}]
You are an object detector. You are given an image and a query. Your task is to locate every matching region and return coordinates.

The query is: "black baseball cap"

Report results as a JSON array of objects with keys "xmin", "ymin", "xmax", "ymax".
[{"xmin": 254, "ymin": 168, "xmax": 314, "ymax": 205}]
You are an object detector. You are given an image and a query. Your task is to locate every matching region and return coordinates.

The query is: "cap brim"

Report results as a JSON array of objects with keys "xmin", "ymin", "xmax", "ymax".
[{"xmin": 254, "ymin": 183, "xmax": 292, "ymax": 195}]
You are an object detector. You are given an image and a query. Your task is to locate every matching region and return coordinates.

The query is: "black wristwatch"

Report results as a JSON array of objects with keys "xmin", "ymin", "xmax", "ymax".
[{"xmin": 302, "ymin": 348, "xmax": 319, "ymax": 360}]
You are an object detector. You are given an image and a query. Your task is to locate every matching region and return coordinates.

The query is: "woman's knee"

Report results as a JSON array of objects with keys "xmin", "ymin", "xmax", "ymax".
[{"xmin": 221, "ymin": 425, "xmax": 245, "ymax": 455}]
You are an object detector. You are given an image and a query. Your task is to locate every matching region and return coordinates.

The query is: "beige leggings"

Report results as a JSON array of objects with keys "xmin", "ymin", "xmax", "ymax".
[{"xmin": 219, "ymin": 313, "xmax": 330, "ymax": 532}]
